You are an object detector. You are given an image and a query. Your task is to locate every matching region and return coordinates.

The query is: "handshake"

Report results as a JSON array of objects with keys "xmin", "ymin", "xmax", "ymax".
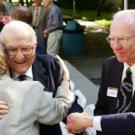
[{"xmin": 66, "ymin": 112, "xmax": 94, "ymax": 134}]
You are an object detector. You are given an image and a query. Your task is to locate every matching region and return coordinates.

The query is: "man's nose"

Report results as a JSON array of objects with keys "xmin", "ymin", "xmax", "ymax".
[{"xmin": 15, "ymin": 49, "xmax": 25, "ymax": 58}]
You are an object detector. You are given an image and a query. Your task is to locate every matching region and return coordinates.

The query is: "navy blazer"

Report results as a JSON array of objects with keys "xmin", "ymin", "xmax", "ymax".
[
  {"xmin": 32, "ymin": 54, "xmax": 83, "ymax": 135},
  {"xmin": 94, "ymin": 56, "xmax": 123, "ymax": 135},
  {"xmin": 101, "ymin": 112, "xmax": 135, "ymax": 135},
  {"xmin": 94, "ymin": 56, "xmax": 123, "ymax": 115}
]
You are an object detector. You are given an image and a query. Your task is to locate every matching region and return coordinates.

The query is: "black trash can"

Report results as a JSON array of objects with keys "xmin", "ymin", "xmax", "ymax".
[{"xmin": 61, "ymin": 20, "xmax": 85, "ymax": 58}]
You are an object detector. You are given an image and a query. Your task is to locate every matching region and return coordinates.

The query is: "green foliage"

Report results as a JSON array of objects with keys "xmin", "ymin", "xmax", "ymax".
[
  {"xmin": 94, "ymin": 19, "xmax": 112, "ymax": 28},
  {"xmin": 62, "ymin": 9, "xmax": 113, "ymax": 21},
  {"xmin": 58, "ymin": 0, "xmax": 98, "ymax": 10}
]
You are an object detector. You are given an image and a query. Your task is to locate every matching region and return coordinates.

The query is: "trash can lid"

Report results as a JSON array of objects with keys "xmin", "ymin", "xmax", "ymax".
[{"xmin": 65, "ymin": 20, "xmax": 82, "ymax": 31}]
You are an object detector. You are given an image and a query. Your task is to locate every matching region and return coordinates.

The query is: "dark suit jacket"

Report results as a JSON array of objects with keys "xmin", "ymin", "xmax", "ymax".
[
  {"xmin": 94, "ymin": 56, "xmax": 123, "ymax": 135},
  {"xmin": 32, "ymin": 54, "xmax": 83, "ymax": 135},
  {"xmin": 101, "ymin": 112, "xmax": 135, "ymax": 135},
  {"xmin": 94, "ymin": 56, "xmax": 123, "ymax": 116}
]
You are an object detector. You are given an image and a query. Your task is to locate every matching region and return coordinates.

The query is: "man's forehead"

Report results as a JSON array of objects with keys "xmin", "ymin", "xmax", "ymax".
[
  {"xmin": 1, "ymin": 22, "xmax": 32, "ymax": 38},
  {"xmin": 3, "ymin": 35, "xmax": 34, "ymax": 46},
  {"xmin": 3, "ymin": 31, "xmax": 32, "ymax": 41}
]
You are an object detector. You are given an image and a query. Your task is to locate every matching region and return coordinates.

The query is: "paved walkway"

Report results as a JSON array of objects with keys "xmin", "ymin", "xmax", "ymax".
[
  {"xmin": 65, "ymin": 60, "xmax": 99, "ymax": 104},
  {"xmin": 63, "ymin": 20, "xmax": 108, "ymax": 104},
  {"xmin": 61, "ymin": 20, "xmax": 107, "ymax": 135},
  {"xmin": 76, "ymin": 20, "xmax": 97, "ymax": 27}
]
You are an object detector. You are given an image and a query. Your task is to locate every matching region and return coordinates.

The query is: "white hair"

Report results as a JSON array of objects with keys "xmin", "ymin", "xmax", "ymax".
[
  {"xmin": 0, "ymin": 20, "xmax": 37, "ymax": 44},
  {"xmin": 113, "ymin": 10, "xmax": 135, "ymax": 26}
]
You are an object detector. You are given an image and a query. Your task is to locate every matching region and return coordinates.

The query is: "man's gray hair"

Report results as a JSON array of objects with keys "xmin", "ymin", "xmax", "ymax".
[
  {"xmin": 113, "ymin": 10, "xmax": 135, "ymax": 26},
  {"xmin": 0, "ymin": 20, "xmax": 37, "ymax": 44}
]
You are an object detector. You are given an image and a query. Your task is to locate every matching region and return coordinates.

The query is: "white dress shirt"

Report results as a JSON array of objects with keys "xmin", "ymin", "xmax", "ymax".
[
  {"xmin": 11, "ymin": 66, "xmax": 33, "ymax": 81},
  {"xmin": 93, "ymin": 63, "xmax": 135, "ymax": 131}
]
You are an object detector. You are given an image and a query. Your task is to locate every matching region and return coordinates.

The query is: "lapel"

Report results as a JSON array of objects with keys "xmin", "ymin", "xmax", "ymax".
[
  {"xmin": 106, "ymin": 58, "xmax": 124, "ymax": 113},
  {"xmin": 108, "ymin": 58, "xmax": 123, "ymax": 89},
  {"xmin": 32, "ymin": 55, "xmax": 49, "ymax": 90},
  {"xmin": 32, "ymin": 54, "xmax": 61, "ymax": 94}
]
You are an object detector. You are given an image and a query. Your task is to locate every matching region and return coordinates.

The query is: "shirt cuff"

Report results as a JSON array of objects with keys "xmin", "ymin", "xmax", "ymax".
[{"xmin": 93, "ymin": 116, "xmax": 102, "ymax": 131}]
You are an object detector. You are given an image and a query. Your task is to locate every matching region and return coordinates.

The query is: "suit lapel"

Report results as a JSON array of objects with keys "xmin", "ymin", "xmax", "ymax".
[
  {"xmin": 32, "ymin": 55, "xmax": 49, "ymax": 90},
  {"xmin": 108, "ymin": 60, "xmax": 123, "ymax": 89},
  {"xmin": 107, "ymin": 58, "xmax": 123, "ymax": 113}
]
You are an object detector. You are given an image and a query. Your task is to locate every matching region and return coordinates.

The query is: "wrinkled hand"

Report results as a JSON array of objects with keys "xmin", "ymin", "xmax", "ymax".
[
  {"xmin": 66, "ymin": 112, "xmax": 93, "ymax": 133},
  {"xmin": 0, "ymin": 101, "xmax": 8, "ymax": 119},
  {"xmin": 55, "ymin": 55, "xmax": 69, "ymax": 81},
  {"xmin": 43, "ymin": 30, "xmax": 48, "ymax": 39}
]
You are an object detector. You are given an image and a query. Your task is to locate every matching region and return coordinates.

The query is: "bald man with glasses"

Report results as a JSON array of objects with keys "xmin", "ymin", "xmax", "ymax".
[
  {"xmin": 65, "ymin": 9, "xmax": 135, "ymax": 135},
  {"xmin": 93, "ymin": 9, "xmax": 135, "ymax": 135}
]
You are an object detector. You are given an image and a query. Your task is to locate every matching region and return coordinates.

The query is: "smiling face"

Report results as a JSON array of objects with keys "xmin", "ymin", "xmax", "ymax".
[
  {"xmin": 109, "ymin": 11, "xmax": 135, "ymax": 66},
  {"xmin": 0, "ymin": 21, "xmax": 37, "ymax": 74}
]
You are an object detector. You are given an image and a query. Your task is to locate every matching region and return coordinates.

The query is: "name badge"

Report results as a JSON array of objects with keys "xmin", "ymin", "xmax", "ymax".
[{"xmin": 107, "ymin": 87, "xmax": 118, "ymax": 98}]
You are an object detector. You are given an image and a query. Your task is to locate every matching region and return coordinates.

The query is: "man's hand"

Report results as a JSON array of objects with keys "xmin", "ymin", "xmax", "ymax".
[
  {"xmin": 43, "ymin": 30, "xmax": 48, "ymax": 39},
  {"xmin": 0, "ymin": 101, "xmax": 8, "ymax": 118},
  {"xmin": 55, "ymin": 55, "xmax": 69, "ymax": 81},
  {"xmin": 66, "ymin": 112, "xmax": 93, "ymax": 133}
]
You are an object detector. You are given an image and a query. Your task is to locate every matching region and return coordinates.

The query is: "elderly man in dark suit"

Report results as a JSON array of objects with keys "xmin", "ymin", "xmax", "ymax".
[
  {"xmin": 94, "ymin": 9, "xmax": 135, "ymax": 135},
  {"xmin": 66, "ymin": 9, "xmax": 135, "ymax": 135}
]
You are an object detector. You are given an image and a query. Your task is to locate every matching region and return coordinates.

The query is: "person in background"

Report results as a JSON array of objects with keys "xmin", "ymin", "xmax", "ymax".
[
  {"xmin": 0, "ymin": 3, "xmax": 10, "ymax": 31},
  {"xmin": 10, "ymin": 6, "xmax": 32, "ymax": 25},
  {"xmin": 66, "ymin": 9, "xmax": 135, "ymax": 135},
  {"xmin": 31, "ymin": 0, "xmax": 47, "ymax": 53},
  {"xmin": 10, "ymin": 6, "xmax": 45, "ymax": 54},
  {"xmin": 1, "ymin": 0, "xmax": 14, "ymax": 15},
  {"xmin": 43, "ymin": 0, "xmax": 63, "ymax": 56},
  {"xmin": 0, "ymin": 22, "xmax": 74, "ymax": 135}
]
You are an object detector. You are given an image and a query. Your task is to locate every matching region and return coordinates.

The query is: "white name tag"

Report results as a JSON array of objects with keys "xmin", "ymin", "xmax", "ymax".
[{"xmin": 107, "ymin": 87, "xmax": 118, "ymax": 98}]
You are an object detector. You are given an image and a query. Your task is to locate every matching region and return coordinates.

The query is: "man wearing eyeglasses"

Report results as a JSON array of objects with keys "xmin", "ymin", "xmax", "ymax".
[
  {"xmin": 0, "ymin": 20, "xmax": 83, "ymax": 135},
  {"xmin": 64, "ymin": 9, "xmax": 135, "ymax": 135},
  {"xmin": 92, "ymin": 9, "xmax": 135, "ymax": 135}
]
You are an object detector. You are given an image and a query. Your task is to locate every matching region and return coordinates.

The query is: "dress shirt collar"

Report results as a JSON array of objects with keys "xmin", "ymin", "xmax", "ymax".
[
  {"xmin": 11, "ymin": 66, "xmax": 33, "ymax": 81},
  {"xmin": 123, "ymin": 63, "xmax": 135, "ymax": 79},
  {"xmin": 123, "ymin": 63, "xmax": 135, "ymax": 93}
]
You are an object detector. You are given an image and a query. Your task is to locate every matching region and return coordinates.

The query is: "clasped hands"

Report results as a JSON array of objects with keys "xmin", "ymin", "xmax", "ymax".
[{"xmin": 66, "ymin": 112, "xmax": 94, "ymax": 134}]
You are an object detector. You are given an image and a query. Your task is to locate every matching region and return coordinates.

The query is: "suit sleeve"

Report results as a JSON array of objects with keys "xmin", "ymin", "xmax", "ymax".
[{"xmin": 101, "ymin": 113, "xmax": 135, "ymax": 135}]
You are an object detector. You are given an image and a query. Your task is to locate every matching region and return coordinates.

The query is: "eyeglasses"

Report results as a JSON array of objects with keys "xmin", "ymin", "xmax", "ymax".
[
  {"xmin": 106, "ymin": 35, "xmax": 135, "ymax": 45},
  {"xmin": 3, "ymin": 44, "xmax": 34, "ymax": 56}
]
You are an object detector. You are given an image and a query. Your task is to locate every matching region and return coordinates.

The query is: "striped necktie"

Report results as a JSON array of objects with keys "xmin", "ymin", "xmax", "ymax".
[{"xmin": 116, "ymin": 67, "xmax": 133, "ymax": 113}]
